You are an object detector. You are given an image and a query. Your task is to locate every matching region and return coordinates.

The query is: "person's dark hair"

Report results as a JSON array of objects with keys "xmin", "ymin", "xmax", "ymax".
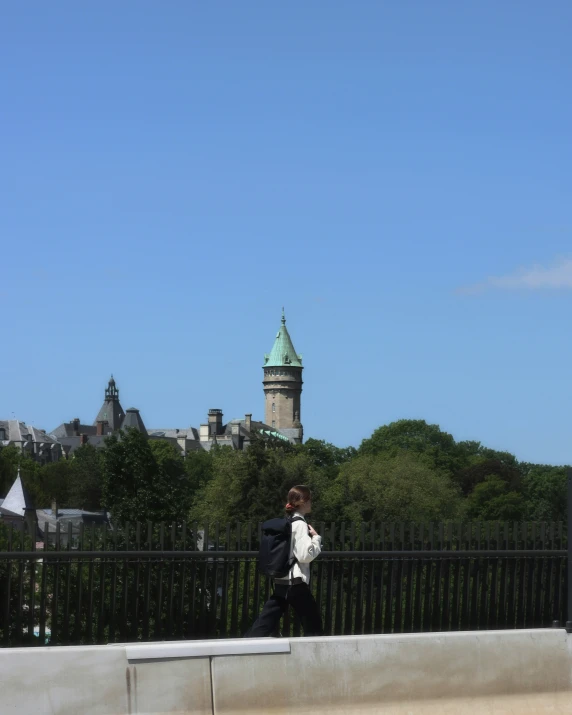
[{"xmin": 285, "ymin": 485, "xmax": 312, "ymax": 515}]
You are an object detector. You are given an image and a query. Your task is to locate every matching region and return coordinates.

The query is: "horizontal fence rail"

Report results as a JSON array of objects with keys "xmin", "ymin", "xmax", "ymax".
[
  {"xmin": 0, "ymin": 518, "xmax": 569, "ymax": 647},
  {"xmin": 0, "ymin": 549, "xmax": 568, "ymax": 560}
]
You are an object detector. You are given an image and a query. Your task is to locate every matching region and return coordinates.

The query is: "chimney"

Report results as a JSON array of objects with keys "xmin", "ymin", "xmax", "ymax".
[
  {"xmin": 51, "ymin": 499, "xmax": 58, "ymax": 518},
  {"xmin": 72, "ymin": 418, "xmax": 80, "ymax": 436},
  {"xmin": 245, "ymin": 414, "xmax": 252, "ymax": 432},
  {"xmin": 80, "ymin": 433, "xmax": 88, "ymax": 445},
  {"xmin": 96, "ymin": 420, "xmax": 108, "ymax": 436},
  {"xmin": 208, "ymin": 409, "xmax": 224, "ymax": 437}
]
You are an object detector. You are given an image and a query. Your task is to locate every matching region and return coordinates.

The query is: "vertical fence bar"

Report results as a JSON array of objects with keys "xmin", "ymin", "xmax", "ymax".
[
  {"xmin": 241, "ymin": 524, "xmax": 252, "ymax": 636},
  {"xmin": 177, "ymin": 521, "xmax": 187, "ymax": 639},
  {"xmin": 470, "ymin": 523, "xmax": 480, "ymax": 630},
  {"xmin": 384, "ymin": 524, "xmax": 395, "ymax": 633},
  {"xmin": 39, "ymin": 523, "xmax": 49, "ymax": 645},
  {"xmin": 14, "ymin": 528, "xmax": 24, "ymax": 644},
  {"xmin": 74, "ymin": 523, "xmax": 84, "ymax": 643},
  {"xmin": 334, "ymin": 523, "xmax": 345, "ymax": 635},
  {"xmin": 343, "ymin": 523, "xmax": 355, "ymax": 635},
  {"xmin": 567, "ymin": 471, "xmax": 572, "ymax": 632},
  {"xmin": 219, "ymin": 524, "xmax": 231, "ymax": 638},
  {"xmin": 354, "ymin": 523, "xmax": 365, "ymax": 635},
  {"xmin": 154, "ymin": 523, "xmax": 165, "ymax": 640},
  {"xmin": 488, "ymin": 523, "xmax": 499, "ymax": 630},
  {"xmin": 27, "ymin": 520, "xmax": 36, "ymax": 645},
  {"xmin": 394, "ymin": 523, "xmax": 405, "ymax": 633},
  {"xmin": 314, "ymin": 521, "xmax": 326, "ymax": 633},
  {"xmin": 423, "ymin": 524, "xmax": 434, "ymax": 631},
  {"xmin": 121, "ymin": 523, "xmax": 130, "ymax": 642},
  {"xmin": 251, "ymin": 523, "xmax": 262, "ymax": 631},
  {"xmin": 324, "ymin": 523, "xmax": 335, "ymax": 635},
  {"xmin": 507, "ymin": 523, "xmax": 518, "ymax": 629},
  {"xmin": 167, "ymin": 523, "xmax": 176, "ymax": 639},
  {"xmin": 132, "ymin": 522, "xmax": 141, "ymax": 640},
  {"xmin": 3, "ymin": 527, "xmax": 13, "ymax": 644},
  {"xmin": 198, "ymin": 523, "xmax": 209, "ymax": 638},
  {"xmin": 109, "ymin": 524, "xmax": 118, "ymax": 643},
  {"xmin": 230, "ymin": 523, "xmax": 240, "ymax": 637},
  {"xmin": 525, "ymin": 523, "xmax": 536, "ymax": 628},
  {"xmin": 441, "ymin": 522, "xmax": 452, "ymax": 631},
  {"xmin": 536, "ymin": 523, "xmax": 546, "ymax": 627},
  {"xmin": 210, "ymin": 523, "xmax": 221, "ymax": 637},
  {"xmin": 403, "ymin": 523, "xmax": 414, "ymax": 633},
  {"xmin": 188, "ymin": 521, "xmax": 199, "ymax": 638},
  {"xmin": 433, "ymin": 523, "xmax": 444, "ymax": 632},
  {"xmin": 412, "ymin": 524, "xmax": 423, "ymax": 632},
  {"xmin": 548, "ymin": 522, "xmax": 557, "ymax": 624},
  {"xmin": 451, "ymin": 524, "xmax": 462, "ymax": 631},
  {"xmin": 52, "ymin": 522, "xmax": 61, "ymax": 644},
  {"xmin": 517, "ymin": 523, "xmax": 527, "ymax": 628},
  {"xmin": 142, "ymin": 522, "xmax": 152, "ymax": 641},
  {"xmin": 61, "ymin": 522, "xmax": 73, "ymax": 644},
  {"xmin": 374, "ymin": 522, "xmax": 385, "ymax": 633},
  {"xmin": 364, "ymin": 522, "xmax": 375, "ymax": 635}
]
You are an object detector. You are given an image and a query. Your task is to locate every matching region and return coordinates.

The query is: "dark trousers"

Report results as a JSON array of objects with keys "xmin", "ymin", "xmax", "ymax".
[{"xmin": 245, "ymin": 582, "xmax": 323, "ymax": 637}]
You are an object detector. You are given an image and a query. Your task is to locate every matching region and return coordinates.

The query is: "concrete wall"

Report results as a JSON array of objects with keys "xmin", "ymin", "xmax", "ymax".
[{"xmin": 1, "ymin": 630, "xmax": 572, "ymax": 714}]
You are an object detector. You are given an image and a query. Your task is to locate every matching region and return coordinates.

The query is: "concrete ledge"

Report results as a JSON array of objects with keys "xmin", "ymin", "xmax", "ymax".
[
  {"xmin": 0, "ymin": 644, "xmax": 213, "ymax": 715},
  {"xmin": 1, "ymin": 630, "xmax": 572, "ymax": 714},
  {"xmin": 126, "ymin": 637, "xmax": 290, "ymax": 661},
  {"xmin": 212, "ymin": 629, "xmax": 572, "ymax": 714}
]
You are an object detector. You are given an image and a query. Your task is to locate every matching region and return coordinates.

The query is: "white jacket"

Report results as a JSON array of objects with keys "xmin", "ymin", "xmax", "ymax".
[{"xmin": 275, "ymin": 512, "xmax": 322, "ymax": 585}]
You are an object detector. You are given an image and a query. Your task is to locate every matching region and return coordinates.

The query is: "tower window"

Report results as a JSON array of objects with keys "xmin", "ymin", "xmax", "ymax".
[
  {"xmin": 272, "ymin": 403, "xmax": 275, "ymax": 412},
  {"xmin": 272, "ymin": 420, "xmax": 276, "ymax": 428}
]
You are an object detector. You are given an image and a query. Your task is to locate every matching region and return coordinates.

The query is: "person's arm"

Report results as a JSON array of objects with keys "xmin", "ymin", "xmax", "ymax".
[{"xmin": 292, "ymin": 520, "xmax": 322, "ymax": 564}]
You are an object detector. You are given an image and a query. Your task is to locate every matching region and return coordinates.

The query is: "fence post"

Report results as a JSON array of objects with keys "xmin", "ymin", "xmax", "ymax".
[{"xmin": 567, "ymin": 470, "xmax": 572, "ymax": 633}]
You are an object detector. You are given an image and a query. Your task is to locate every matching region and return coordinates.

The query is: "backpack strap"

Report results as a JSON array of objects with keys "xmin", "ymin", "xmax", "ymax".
[{"xmin": 284, "ymin": 516, "xmax": 306, "ymax": 580}]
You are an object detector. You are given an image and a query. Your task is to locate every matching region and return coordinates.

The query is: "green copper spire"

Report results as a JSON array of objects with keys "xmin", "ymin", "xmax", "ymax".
[{"xmin": 264, "ymin": 311, "xmax": 303, "ymax": 367}]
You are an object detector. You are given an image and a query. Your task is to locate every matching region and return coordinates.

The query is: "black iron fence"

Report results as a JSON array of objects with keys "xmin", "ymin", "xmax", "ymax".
[{"xmin": 1, "ymin": 518, "xmax": 570, "ymax": 646}]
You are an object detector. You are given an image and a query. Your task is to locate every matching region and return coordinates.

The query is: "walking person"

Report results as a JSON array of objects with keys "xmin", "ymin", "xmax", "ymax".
[{"xmin": 245, "ymin": 485, "xmax": 324, "ymax": 637}]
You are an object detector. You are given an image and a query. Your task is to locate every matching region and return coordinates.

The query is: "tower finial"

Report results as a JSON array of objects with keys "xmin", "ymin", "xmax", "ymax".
[{"xmin": 281, "ymin": 307, "xmax": 286, "ymax": 325}]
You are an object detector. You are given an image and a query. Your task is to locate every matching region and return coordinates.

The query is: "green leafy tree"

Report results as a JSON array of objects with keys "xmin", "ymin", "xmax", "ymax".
[
  {"xmin": 37, "ymin": 460, "xmax": 74, "ymax": 507},
  {"xmin": 69, "ymin": 443, "xmax": 104, "ymax": 510},
  {"xmin": 185, "ymin": 449, "xmax": 214, "ymax": 509},
  {"xmin": 521, "ymin": 464, "xmax": 569, "ymax": 522},
  {"xmin": 465, "ymin": 474, "xmax": 527, "ymax": 521},
  {"xmin": 359, "ymin": 419, "xmax": 464, "ymax": 476},
  {"xmin": 0, "ymin": 445, "xmax": 20, "ymax": 497},
  {"xmin": 102, "ymin": 430, "xmax": 191, "ymax": 524},
  {"xmin": 299, "ymin": 438, "xmax": 357, "ymax": 470},
  {"xmin": 455, "ymin": 457, "xmax": 522, "ymax": 497},
  {"xmin": 190, "ymin": 436, "xmax": 304, "ymax": 524},
  {"xmin": 325, "ymin": 451, "xmax": 462, "ymax": 523}
]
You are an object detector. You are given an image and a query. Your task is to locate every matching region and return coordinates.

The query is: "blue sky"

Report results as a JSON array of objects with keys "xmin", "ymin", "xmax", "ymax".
[{"xmin": 1, "ymin": 1, "xmax": 571, "ymax": 464}]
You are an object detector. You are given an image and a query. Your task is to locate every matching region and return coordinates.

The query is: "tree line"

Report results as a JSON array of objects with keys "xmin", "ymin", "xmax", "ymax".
[{"xmin": 0, "ymin": 419, "xmax": 568, "ymax": 525}]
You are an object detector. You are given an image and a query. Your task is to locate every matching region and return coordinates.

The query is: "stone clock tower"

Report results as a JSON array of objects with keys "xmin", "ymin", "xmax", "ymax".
[{"xmin": 263, "ymin": 310, "xmax": 303, "ymax": 443}]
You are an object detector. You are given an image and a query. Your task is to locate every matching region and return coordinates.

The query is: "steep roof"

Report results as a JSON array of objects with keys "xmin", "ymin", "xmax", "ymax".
[
  {"xmin": 0, "ymin": 470, "xmax": 34, "ymax": 517},
  {"xmin": 0, "ymin": 420, "xmax": 57, "ymax": 444},
  {"xmin": 58, "ymin": 435, "xmax": 108, "ymax": 454},
  {"xmin": 94, "ymin": 376, "xmax": 125, "ymax": 431},
  {"xmin": 50, "ymin": 422, "xmax": 97, "ymax": 439},
  {"xmin": 263, "ymin": 311, "xmax": 303, "ymax": 368},
  {"xmin": 121, "ymin": 408, "xmax": 147, "ymax": 435}
]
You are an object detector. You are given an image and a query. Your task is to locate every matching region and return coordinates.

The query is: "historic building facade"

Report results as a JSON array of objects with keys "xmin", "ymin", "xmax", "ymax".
[
  {"xmin": 263, "ymin": 310, "xmax": 304, "ymax": 444},
  {"xmin": 0, "ymin": 312, "xmax": 305, "ymax": 467}
]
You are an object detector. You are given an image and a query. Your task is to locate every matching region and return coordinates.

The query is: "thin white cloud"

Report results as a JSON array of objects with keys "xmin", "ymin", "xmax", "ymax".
[{"xmin": 458, "ymin": 257, "xmax": 572, "ymax": 294}]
